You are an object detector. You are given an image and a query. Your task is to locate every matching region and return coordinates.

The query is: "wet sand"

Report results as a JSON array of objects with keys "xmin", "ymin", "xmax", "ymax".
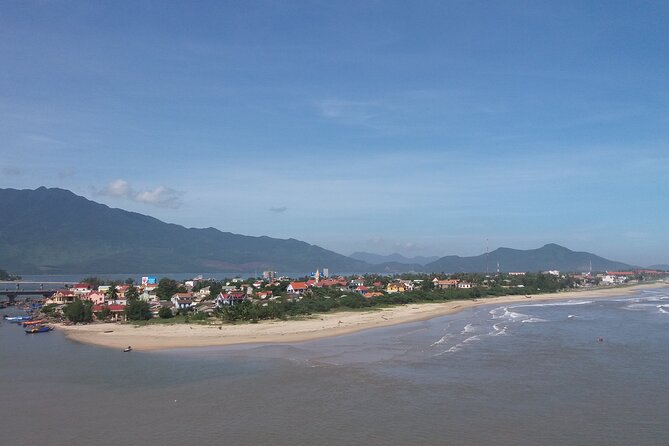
[{"xmin": 59, "ymin": 282, "xmax": 668, "ymax": 351}]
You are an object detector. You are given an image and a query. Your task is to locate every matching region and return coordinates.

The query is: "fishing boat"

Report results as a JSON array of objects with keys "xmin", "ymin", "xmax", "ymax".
[
  {"xmin": 123, "ymin": 346, "xmax": 133, "ymax": 352},
  {"xmin": 4, "ymin": 315, "xmax": 31, "ymax": 322},
  {"xmin": 25, "ymin": 325, "xmax": 53, "ymax": 334},
  {"xmin": 22, "ymin": 319, "xmax": 45, "ymax": 327}
]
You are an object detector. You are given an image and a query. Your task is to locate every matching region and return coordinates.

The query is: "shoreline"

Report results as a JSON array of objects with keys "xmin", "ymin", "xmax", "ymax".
[{"xmin": 59, "ymin": 282, "xmax": 668, "ymax": 351}]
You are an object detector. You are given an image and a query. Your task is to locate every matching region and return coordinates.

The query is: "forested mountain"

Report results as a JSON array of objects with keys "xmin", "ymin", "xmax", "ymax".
[
  {"xmin": 0, "ymin": 187, "xmax": 369, "ymax": 274},
  {"xmin": 0, "ymin": 188, "xmax": 640, "ymax": 275},
  {"xmin": 425, "ymin": 243, "xmax": 634, "ymax": 274}
]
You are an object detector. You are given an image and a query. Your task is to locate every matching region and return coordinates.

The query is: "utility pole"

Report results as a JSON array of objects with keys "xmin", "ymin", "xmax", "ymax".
[{"xmin": 486, "ymin": 238, "xmax": 489, "ymax": 276}]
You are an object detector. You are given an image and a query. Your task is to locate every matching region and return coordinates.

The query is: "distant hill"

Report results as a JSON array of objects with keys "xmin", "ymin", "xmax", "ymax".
[
  {"xmin": 350, "ymin": 252, "xmax": 439, "ymax": 265},
  {"xmin": 0, "ymin": 188, "xmax": 641, "ymax": 276},
  {"xmin": 0, "ymin": 187, "xmax": 369, "ymax": 274},
  {"xmin": 647, "ymin": 264, "xmax": 669, "ymax": 271},
  {"xmin": 425, "ymin": 244, "xmax": 635, "ymax": 274}
]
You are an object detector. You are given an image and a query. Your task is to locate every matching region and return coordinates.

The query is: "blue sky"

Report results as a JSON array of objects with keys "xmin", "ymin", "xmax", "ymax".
[{"xmin": 1, "ymin": 1, "xmax": 668, "ymax": 265}]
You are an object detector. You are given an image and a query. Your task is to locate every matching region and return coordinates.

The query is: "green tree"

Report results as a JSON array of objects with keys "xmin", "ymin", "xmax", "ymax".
[
  {"xmin": 125, "ymin": 285, "xmax": 140, "ymax": 301},
  {"xmin": 95, "ymin": 306, "xmax": 111, "ymax": 320},
  {"xmin": 125, "ymin": 299, "xmax": 152, "ymax": 321},
  {"xmin": 40, "ymin": 303, "xmax": 59, "ymax": 317},
  {"xmin": 64, "ymin": 298, "xmax": 93, "ymax": 323},
  {"xmin": 81, "ymin": 277, "xmax": 104, "ymax": 290},
  {"xmin": 156, "ymin": 278, "xmax": 186, "ymax": 300},
  {"xmin": 106, "ymin": 282, "xmax": 119, "ymax": 301},
  {"xmin": 209, "ymin": 282, "xmax": 223, "ymax": 298},
  {"xmin": 158, "ymin": 306, "xmax": 174, "ymax": 319}
]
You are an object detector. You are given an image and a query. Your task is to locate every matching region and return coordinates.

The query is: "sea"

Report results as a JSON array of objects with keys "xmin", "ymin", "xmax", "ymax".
[{"xmin": 1, "ymin": 287, "xmax": 668, "ymax": 445}]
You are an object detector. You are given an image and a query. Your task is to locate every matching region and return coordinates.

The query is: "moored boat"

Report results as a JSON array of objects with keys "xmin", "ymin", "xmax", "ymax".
[
  {"xmin": 5, "ymin": 315, "xmax": 32, "ymax": 322},
  {"xmin": 22, "ymin": 319, "xmax": 45, "ymax": 327},
  {"xmin": 25, "ymin": 325, "xmax": 53, "ymax": 334}
]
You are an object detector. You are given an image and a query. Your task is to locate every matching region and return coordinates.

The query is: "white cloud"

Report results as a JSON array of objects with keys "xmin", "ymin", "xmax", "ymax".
[
  {"xmin": 100, "ymin": 179, "xmax": 131, "ymax": 197},
  {"xmin": 98, "ymin": 180, "xmax": 182, "ymax": 208},
  {"xmin": 134, "ymin": 186, "xmax": 181, "ymax": 208}
]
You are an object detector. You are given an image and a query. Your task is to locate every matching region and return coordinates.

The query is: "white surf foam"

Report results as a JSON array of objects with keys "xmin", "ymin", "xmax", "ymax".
[
  {"xmin": 432, "ymin": 335, "xmax": 481, "ymax": 356},
  {"xmin": 430, "ymin": 333, "xmax": 454, "ymax": 347},
  {"xmin": 490, "ymin": 306, "xmax": 530, "ymax": 321},
  {"xmin": 623, "ymin": 303, "xmax": 658, "ymax": 311},
  {"xmin": 521, "ymin": 317, "xmax": 548, "ymax": 323},
  {"xmin": 488, "ymin": 323, "xmax": 509, "ymax": 336},
  {"xmin": 462, "ymin": 335, "xmax": 480, "ymax": 343},
  {"xmin": 514, "ymin": 300, "xmax": 593, "ymax": 309}
]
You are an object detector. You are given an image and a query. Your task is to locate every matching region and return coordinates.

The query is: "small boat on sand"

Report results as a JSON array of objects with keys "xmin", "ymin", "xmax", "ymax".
[{"xmin": 25, "ymin": 325, "xmax": 53, "ymax": 334}]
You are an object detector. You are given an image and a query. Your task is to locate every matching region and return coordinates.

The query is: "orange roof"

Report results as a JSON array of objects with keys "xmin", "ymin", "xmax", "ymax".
[
  {"xmin": 436, "ymin": 279, "xmax": 459, "ymax": 285},
  {"xmin": 289, "ymin": 281, "xmax": 308, "ymax": 290},
  {"xmin": 365, "ymin": 292, "xmax": 384, "ymax": 298},
  {"xmin": 92, "ymin": 304, "xmax": 125, "ymax": 312}
]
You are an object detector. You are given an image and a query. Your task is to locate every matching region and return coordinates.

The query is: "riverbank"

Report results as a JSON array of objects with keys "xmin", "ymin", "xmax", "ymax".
[{"xmin": 59, "ymin": 282, "xmax": 668, "ymax": 351}]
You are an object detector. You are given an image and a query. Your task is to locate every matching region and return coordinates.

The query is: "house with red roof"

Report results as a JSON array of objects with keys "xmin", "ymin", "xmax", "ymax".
[
  {"xmin": 72, "ymin": 283, "xmax": 92, "ymax": 296},
  {"xmin": 47, "ymin": 289, "xmax": 77, "ymax": 305},
  {"xmin": 92, "ymin": 303, "xmax": 126, "ymax": 321},
  {"xmin": 433, "ymin": 278, "xmax": 460, "ymax": 289},
  {"xmin": 83, "ymin": 291, "xmax": 106, "ymax": 305},
  {"xmin": 256, "ymin": 290, "xmax": 273, "ymax": 300},
  {"xmin": 287, "ymin": 281, "xmax": 308, "ymax": 295},
  {"xmin": 171, "ymin": 293, "xmax": 195, "ymax": 310},
  {"xmin": 215, "ymin": 290, "xmax": 247, "ymax": 306},
  {"xmin": 355, "ymin": 285, "xmax": 369, "ymax": 295}
]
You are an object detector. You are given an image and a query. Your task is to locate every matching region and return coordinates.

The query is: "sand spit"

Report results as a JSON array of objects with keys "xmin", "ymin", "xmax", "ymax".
[{"xmin": 59, "ymin": 282, "xmax": 668, "ymax": 351}]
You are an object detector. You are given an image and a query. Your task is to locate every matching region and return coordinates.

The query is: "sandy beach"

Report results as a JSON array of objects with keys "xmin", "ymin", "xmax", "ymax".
[{"xmin": 59, "ymin": 282, "xmax": 668, "ymax": 351}]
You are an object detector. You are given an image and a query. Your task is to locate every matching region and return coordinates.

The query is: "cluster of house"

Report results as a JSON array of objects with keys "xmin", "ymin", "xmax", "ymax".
[
  {"xmin": 44, "ymin": 274, "xmax": 469, "ymax": 321},
  {"xmin": 529, "ymin": 269, "xmax": 665, "ymax": 287},
  {"xmin": 287, "ymin": 276, "xmax": 473, "ymax": 296},
  {"xmin": 45, "ymin": 281, "xmax": 214, "ymax": 321},
  {"xmin": 42, "ymin": 268, "xmax": 666, "ymax": 321},
  {"xmin": 574, "ymin": 270, "xmax": 663, "ymax": 286}
]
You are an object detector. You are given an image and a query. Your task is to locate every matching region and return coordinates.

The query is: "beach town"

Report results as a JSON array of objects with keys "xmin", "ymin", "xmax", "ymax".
[{"xmin": 4, "ymin": 268, "xmax": 667, "ymax": 351}]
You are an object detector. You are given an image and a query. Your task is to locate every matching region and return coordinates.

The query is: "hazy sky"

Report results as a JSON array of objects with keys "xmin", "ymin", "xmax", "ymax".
[{"xmin": 1, "ymin": 1, "xmax": 668, "ymax": 265}]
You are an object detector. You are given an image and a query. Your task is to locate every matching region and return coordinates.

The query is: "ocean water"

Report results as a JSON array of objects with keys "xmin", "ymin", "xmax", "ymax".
[{"xmin": 1, "ymin": 288, "xmax": 668, "ymax": 445}]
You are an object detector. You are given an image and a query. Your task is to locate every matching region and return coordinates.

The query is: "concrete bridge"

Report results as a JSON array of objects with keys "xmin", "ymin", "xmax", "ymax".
[{"xmin": 0, "ymin": 283, "xmax": 63, "ymax": 304}]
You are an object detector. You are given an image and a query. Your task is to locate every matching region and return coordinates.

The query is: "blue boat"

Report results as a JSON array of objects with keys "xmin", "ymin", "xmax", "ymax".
[{"xmin": 25, "ymin": 325, "xmax": 53, "ymax": 334}]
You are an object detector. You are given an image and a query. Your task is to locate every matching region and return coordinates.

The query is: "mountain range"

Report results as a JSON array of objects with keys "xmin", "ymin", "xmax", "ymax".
[
  {"xmin": 424, "ymin": 244, "xmax": 634, "ymax": 274},
  {"xmin": 0, "ymin": 187, "xmax": 367, "ymax": 274},
  {"xmin": 0, "ymin": 187, "xmax": 646, "ymax": 275}
]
